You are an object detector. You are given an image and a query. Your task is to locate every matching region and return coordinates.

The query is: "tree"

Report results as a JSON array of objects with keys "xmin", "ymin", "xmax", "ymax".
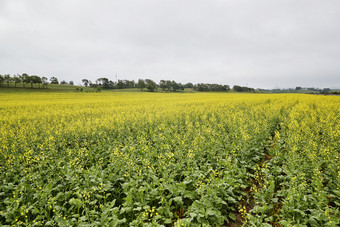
[
  {"xmin": 223, "ymin": 85, "xmax": 230, "ymax": 91},
  {"xmin": 145, "ymin": 79, "xmax": 157, "ymax": 92},
  {"xmin": 96, "ymin": 78, "xmax": 109, "ymax": 88},
  {"xmin": 124, "ymin": 80, "xmax": 136, "ymax": 88},
  {"xmin": 4, "ymin": 74, "xmax": 11, "ymax": 87},
  {"xmin": 196, "ymin": 83, "xmax": 207, "ymax": 91},
  {"xmin": 60, "ymin": 80, "xmax": 67, "ymax": 85},
  {"xmin": 0, "ymin": 74, "xmax": 4, "ymax": 87},
  {"xmin": 13, "ymin": 75, "xmax": 22, "ymax": 88},
  {"xmin": 323, "ymin": 88, "xmax": 331, "ymax": 93},
  {"xmin": 108, "ymin": 80, "xmax": 116, "ymax": 89},
  {"xmin": 171, "ymin": 81, "xmax": 184, "ymax": 92},
  {"xmin": 193, "ymin": 83, "xmax": 230, "ymax": 92},
  {"xmin": 50, "ymin": 77, "xmax": 59, "ymax": 84},
  {"xmin": 82, "ymin": 79, "xmax": 89, "ymax": 87},
  {"xmin": 69, "ymin": 81, "xmax": 74, "ymax": 85},
  {"xmin": 233, "ymin": 85, "xmax": 254, "ymax": 92},
  {"xmin": 23, "ymin": 74, "xmax": 32, "ymax": 88},
  {"xmin": 31, "ymin": 75, "xmax": 42, "ymax": 88},
  {"xmin": 42, "ymin": 77, "xmax": 48, "ymax": 88},
  {"xmin": 295, "ymin": 86, "xmax": 302, "ymax": 91},
  {"xmin": 158, "ymin": 80, "xmax": 172, "ymax": 92},
  {"xmin": 159, "ymin": 80, "xmax": 168, "ymax": 91},
  {"xmin": 184, "ymin": 82, "xmax": 193, "ymax": 88},
  {"xmin": 89, "ymin": 81, "xmax": 96, "ymax": 88},
  {"xmin": 116, "ymin": 80, "xmax": 124, "ymax": 89},
  {"xmin": 178, "ymin": 83, "xmax": 185, "ymax": 91},
  {"xmin": 20, "ymin": 73, "xmax": 29, "ymax": 88},
  {"xmin": 165, "ymin": 80, "xmax": 172, "ymax": 91},
  {"xmin": 137, "ymin": 79, "xmax": 146, "ymax": 91}
]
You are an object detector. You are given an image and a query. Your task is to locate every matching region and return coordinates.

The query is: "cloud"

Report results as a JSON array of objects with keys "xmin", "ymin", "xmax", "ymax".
[{"xmin": 0, "ymin": 0, "xmax": 339, "ymax": 88}]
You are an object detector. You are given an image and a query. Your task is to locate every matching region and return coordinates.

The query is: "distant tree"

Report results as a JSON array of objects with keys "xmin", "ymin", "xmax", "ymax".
[
  {"xmin": 171, "ymin": 80, "xmax": 179, "ymax": 92},
  {"xmin": 233, "ymin": 85, "xmax": 254, "ymax": 92},
  {"xmin": 82, "ymin": 79, "xmax": 89, "ymax": 87},
  {"xmin": 60, "ymin": 80, "xmax": 67, "ymax": 85},
  {"xmin": 178, "ymin": 83, "xmax": 185, "ymax": 91},
  {"xmin": 42, "ymin": 77, "xmax": 48, "ymax": 88},
  {"xmin": 184, "ymin": 82, "xmax": 194, "ymax": 88},
  {"xmin": 159, "ymin": 80, "xmax": 184, "ymax": 92},
  {"xmin": 89, "ymin": 81, "xmax": 97, "ymax": 88},
  {"xmin": 223, "ymin": 85, "xmax": 230, "ymax": 91},
  {"xmin": 130, "ymin": 80, "xmax": 136, "ymax": 88},
  {"xmin": 102, "ymin": 78, "xmax": 110, "ymax": 88},
  {"xmin": 122, "ymin": 80, "xmax": 135, "ymax": 88},
  {"xmin": 196, "ymin": 83, "xmax": 207, "ymax": 91},
  {"xmin": 24, "ymin": 74, "xmax": 32, "ymax": 88},
  {"xmin": 26, "ymin": 75, "xmax": 34, "ymax": 88},
  {"xmin": 69, "ymin": 81, "xmax": 74, "ymax": 85},
  {"xmin": 116, "ymin": 79, "xmax": 124, "ymax": 89},
  {"xmin": 13, "ymin": 75, "xmax": 22, "ymax": 88},
  {"xmin": 323, "ymin": 88, "xmax": 331, "ymax": 93},
  {"xmin": 137, "ymin": 79, "xmax": 146, "ymax": 91},
  {"xmin": 96, "ymin": 78, "xmax": 110, "ymax": 88},
  {"xmin": 193, "ymin": 83, "xmax": 231, "ymax": 92},
  {"xmin": 31, "ymin": 75, "xmax": 42, "ymax": 88},
  {"xmin": 295, "ymin": 86, "xmax": 302, "ymax": 91},
  {"xmin": 145, "ymin": 79, "xmax": 157, "ymax": 92},
  {"xmin": 108, "ymin": 80, "xmax": 116, "ymax": 89},
  {"xmin": 50, "ymin": 77, "xmax": 59, "ymax": 84},
  {"xmin": 165, "ymin": 80, "xmax": 172, "ymax": 91},
  {"xmin": 0, "ymin": 74, "xmax": 4, "ymax": 87},
  {"xmin": 20, "ymin": 73, "xmax": 29, "ymax": 88},
  {"xmin": 159, "ymin": 80, "xmax": 168, "ymax": 91},
  {"xmin": 4, "ymin": 74, "xmax": 11, "ymax": 87}
]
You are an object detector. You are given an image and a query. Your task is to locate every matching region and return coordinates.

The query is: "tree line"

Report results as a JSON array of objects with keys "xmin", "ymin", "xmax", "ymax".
[
  {"xmin": 0, "ymin": 73, "xmax": 255, "ymax": 92},
  {"xmin": 81, "ymin": 77, "xmax": 251, "ymax": 92},
  {"xmin": 0, "ymin": 74, "xmax": 75, "ymax": 88},
  {"xmin": 232, "ymin": 85, "xmax": 255, "ymax": 92}
]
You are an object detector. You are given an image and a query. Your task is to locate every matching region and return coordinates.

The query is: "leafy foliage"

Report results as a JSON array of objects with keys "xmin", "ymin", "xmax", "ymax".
[{"xmin": 0, "ymin": 93, "xmax": 339, "ymax": 226}]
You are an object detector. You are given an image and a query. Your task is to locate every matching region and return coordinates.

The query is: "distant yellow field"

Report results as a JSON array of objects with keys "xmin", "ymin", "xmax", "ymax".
[{"xmin": 0, "ymin": 93, "xmax": 339, "ymax": 226}]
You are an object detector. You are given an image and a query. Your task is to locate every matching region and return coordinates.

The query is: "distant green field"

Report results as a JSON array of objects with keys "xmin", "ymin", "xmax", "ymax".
[
  {"xmin": 108, "ymin": 88, "xmax": 145, "ymax": 92},
  {"xmin": 0, "ymin": 84, "xmax": 95, "ymax": 93}
]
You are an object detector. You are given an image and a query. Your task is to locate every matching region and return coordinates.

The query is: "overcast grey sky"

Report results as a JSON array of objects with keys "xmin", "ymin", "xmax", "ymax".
[{"xmin": 1, "ymin": 0, "xmax": 340, "ymax": 89}]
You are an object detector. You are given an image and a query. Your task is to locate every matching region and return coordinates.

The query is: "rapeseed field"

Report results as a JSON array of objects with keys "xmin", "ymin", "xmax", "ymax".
[{"xmin": 0, "ymin": 93, "xmax": 339, "ymax": 226}]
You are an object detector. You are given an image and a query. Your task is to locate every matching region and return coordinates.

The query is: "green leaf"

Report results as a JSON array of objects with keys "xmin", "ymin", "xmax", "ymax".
[
  {"xmin": 183, "ymin": 191, "xmax": 197, "ymax": 200},
  {"xmin": 172, "ymin": 196, "xmax": 183, "ymax": 206},
  {"xmin": 271, "ymin": 198, "xmax": 278, "ymax": 203},
  {"xmin": 69, "ymin": 198, "xmax": 82, "ymax": 208},
  {"xmin": 164, "ymin": 219, "xmax": 172, "ymax": 224},
  {"xmin": 90, "ymin": 200, "xmax": 98, "ymax": 205},
  {"xmin": 32, "ymin": 207, "xmax": 40, "ymax": 214},
  {"xmin": 250, "ymin": 206, "xmax": 264, "ymax": 214},
  {"xmin": 120, "ymin": 207, "xmax": 132, "ymax": 214},
  {"xmin": 229, "ymin": 213, "xmax": 236, "ymax": 221},
  {"xmin": 308, "ymin": 217, "xmax": 319, "ymax": 227},
  {"xmin": 332, "ymin": 189, "xmax": 340, "ymax": 197},
  {"xmin": 206, "ymin": 208, "xmax": 217, "ymax": 216},
  {"xmin": 95, "ymin": 194, "xmax": 103, "ymax": 199},
  {"xmin": 45, "ymin": 220, "xmax": 55, "ymax": 226},
  {"xmin": 133, "ymin": 207, "xmax": 142, "ymax": 211}
]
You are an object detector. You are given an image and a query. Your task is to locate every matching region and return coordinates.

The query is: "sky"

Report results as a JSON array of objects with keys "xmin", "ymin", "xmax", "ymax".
[{"xmin": 0, "ymin": 0, "xmax": 340, "ymax": 89}]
